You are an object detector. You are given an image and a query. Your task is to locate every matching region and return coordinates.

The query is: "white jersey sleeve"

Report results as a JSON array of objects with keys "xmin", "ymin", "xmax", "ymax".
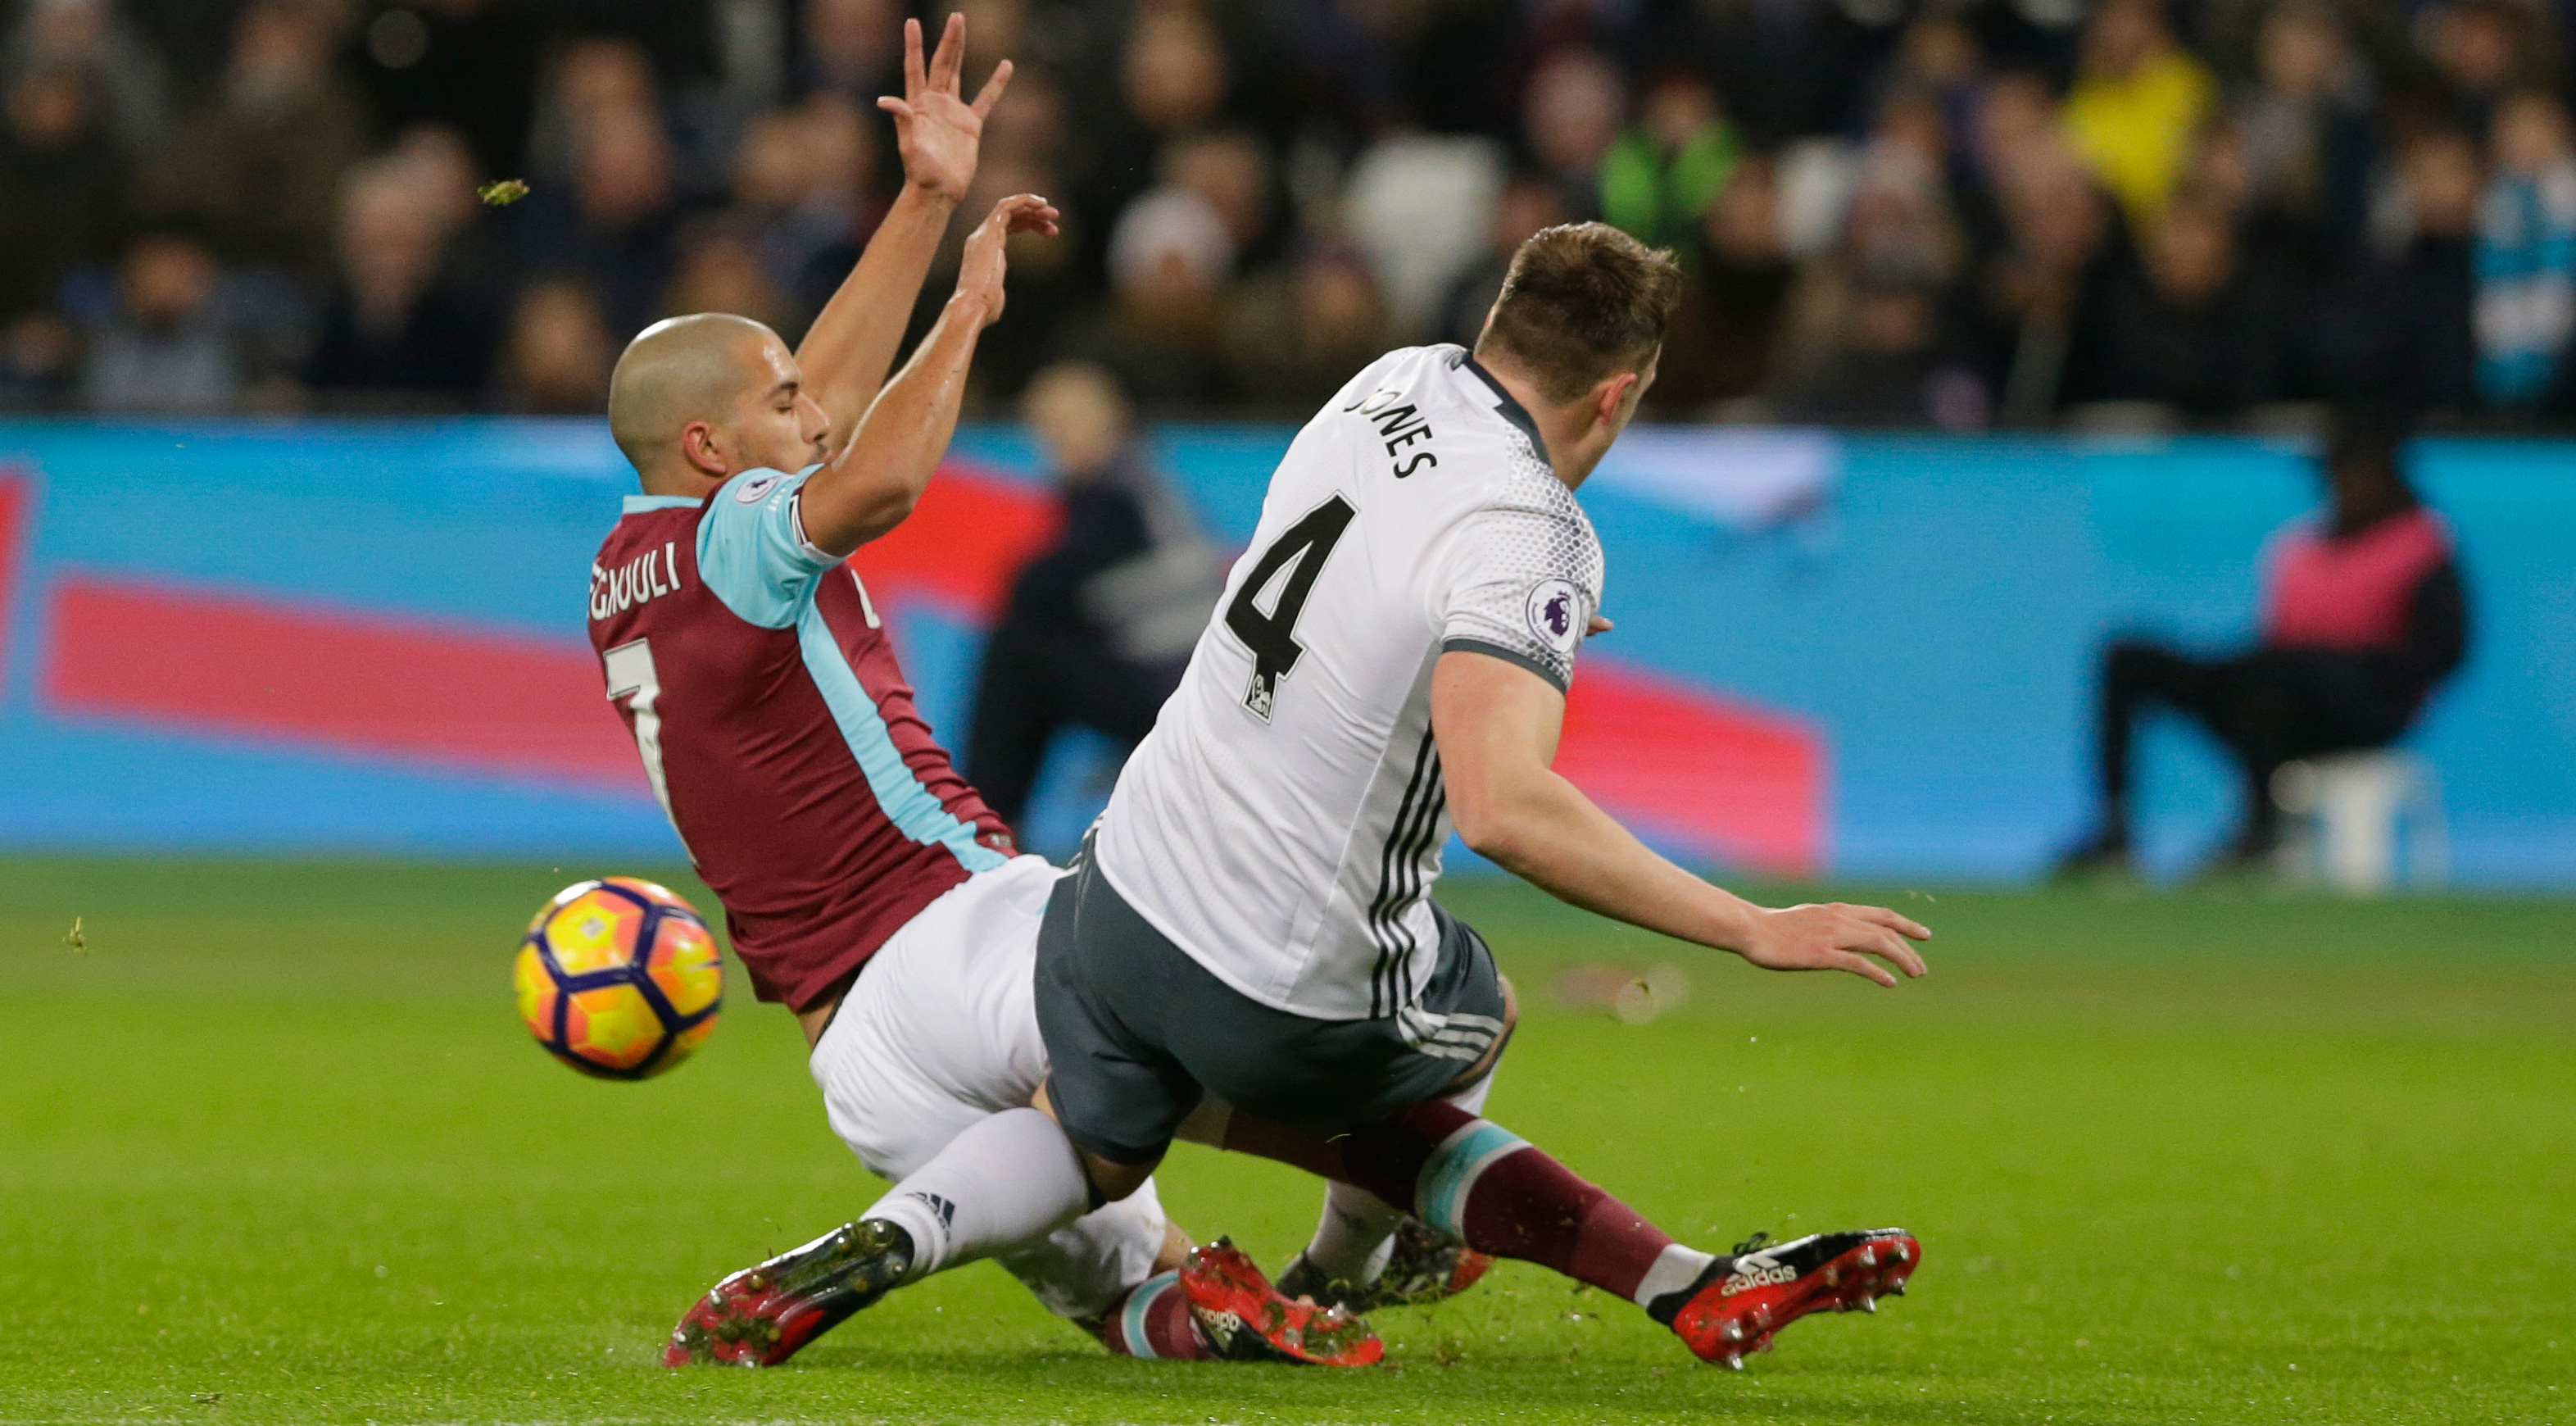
[{"xmin": 1433, "ymin": 478, "xmax": 1602, "ymax": 693}]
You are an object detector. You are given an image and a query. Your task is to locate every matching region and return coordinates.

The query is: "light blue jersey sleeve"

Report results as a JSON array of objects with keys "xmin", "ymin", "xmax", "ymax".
[{"xmin": 696, "ymin": 464, "xmax": 837, "ymax": 629}]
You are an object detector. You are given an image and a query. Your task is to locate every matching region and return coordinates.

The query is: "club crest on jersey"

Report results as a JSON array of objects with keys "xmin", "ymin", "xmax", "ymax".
[
  {"xmin": 1525, "ymin": 579, "xmax": 1583, "ymax": 656},
  {"xmin": 733, "ymin": 473, "xmax": 782, "ymax": 503}
]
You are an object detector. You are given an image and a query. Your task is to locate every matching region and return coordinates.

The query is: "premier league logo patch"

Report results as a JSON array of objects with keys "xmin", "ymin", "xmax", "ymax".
[
  {"xmin": 1524, "ymin": 579, "xmax": 1584, "ymax": 656},
  {"xmin": 734, "ymin": 474, "xmax": 782, "ymax": 503}
]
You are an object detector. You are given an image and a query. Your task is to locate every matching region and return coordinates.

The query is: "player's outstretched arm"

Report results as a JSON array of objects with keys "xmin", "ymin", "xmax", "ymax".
[
  {"xmin": 796, "ymin": 15, "xmax": 1013, "ymax": 452},
  {"xmin": 1431, "ymin": 650, "xmax": 1930, "ymax": 986},
  {"xmin": 796, "ymin": 193, "xmax": 1059, "ymax": 555}
]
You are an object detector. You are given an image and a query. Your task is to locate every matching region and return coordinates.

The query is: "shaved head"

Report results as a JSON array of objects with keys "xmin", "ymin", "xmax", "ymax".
[{"xmin": 607, "ymin": 312, "xmax": 782, "ymax": 479}]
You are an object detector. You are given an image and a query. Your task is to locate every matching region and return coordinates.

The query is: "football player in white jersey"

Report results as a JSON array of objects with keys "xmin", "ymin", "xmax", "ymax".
[{"xmin": 1023, "ymin": 222, "xmax": 1937, "ymax": 1367}]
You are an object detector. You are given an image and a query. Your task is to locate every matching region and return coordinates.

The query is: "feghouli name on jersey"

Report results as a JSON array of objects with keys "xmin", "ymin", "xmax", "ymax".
[{"xmin": 592, "ymin": 543, "xmax": 684, "ymax": 620}]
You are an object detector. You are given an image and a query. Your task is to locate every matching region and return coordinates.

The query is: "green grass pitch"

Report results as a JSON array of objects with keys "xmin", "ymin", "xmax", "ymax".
[{"xmin": 2, "ymin": 859, "xmax": 2569, "ymax": 1424}]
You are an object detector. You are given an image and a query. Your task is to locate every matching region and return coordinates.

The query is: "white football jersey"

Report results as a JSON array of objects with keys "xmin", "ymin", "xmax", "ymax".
[{"xmin": 1093, "ymin": 345, "xmax": 1604, "ymax": 1022}]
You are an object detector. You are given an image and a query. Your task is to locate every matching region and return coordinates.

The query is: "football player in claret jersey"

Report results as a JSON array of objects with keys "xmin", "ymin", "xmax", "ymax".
[
  {"xmin": 588, "ymin": 16, "xmax": 1370, "ymax": 1369},
  {"xmin": 995, "ymin": 222, "xmax": 1936, "ymax": 1368}
]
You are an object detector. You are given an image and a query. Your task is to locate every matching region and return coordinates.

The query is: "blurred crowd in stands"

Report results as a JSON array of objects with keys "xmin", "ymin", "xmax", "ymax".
[{"xmin": 10, "ymin": 0, "xmax": 2576, "ymax": 427}]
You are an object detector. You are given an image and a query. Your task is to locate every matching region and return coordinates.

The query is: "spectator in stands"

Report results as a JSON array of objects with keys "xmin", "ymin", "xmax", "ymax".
[
  {"xmin": 388, "ymin": 122, "xmax": 506, "ymax": 290},
  {"xmin": 1653, "ymin": 155, "xmax": 1794, "ymax": 411},
  {"xmin": 1773, "ymin": 275, "xmax": 1987, "ymax": 429},
  {"xmin": 661, "ymin": 219, "xmax": 796, "ymax": 338},
  {"xmin": 2059, "ymin": 416, "xmax": 2469, "ymax": 876},
  {"xmin": 967, "ymin": 361, "xmax": 1222, "ymax": 830},
  {"xmin": 511, "ymin": 103, "xmax": 683, "ymax": 338},
  {"xmin": 2306, "ymin": 126, "xmax": 2480, "ymax": 413},
  {"xmin": 80, "ymin": 226, "xmax": 241, "ymax": 413},
  {"xmin": 144, "ymin": 0, "xmax": 366, "ymax": 284},
  {"xmin": 489, "ymin": 279, "xmax": 613, "ymax": 414},
  {"xmin": 2474, "ymin": 91, "xmax": 2576, "ymax": 410},
  {"xmin": 1524, "ymin": 48, "xmax": 1623, "ymax": 222},
  {"xmin": 1224, "ymin": 241, "xmax": 1388, "ymax": 409},
  {"xmin": 1978, "ymin": 150, "xmax": 2129, "ymax": 421},
  {"xmin": 1878, "ymin": 14, "xmax": 1984, "ymax": 134},
  {"xmin": 1776, "ymin": 139, "xmax": 1975, "ymax": 425},
  {"xmin": 1122, "ymin": 6, "xmax": 1229, "ymax": 139},
  {"xmin": 524, "ymin": 36, "xmax": 658, "ymax": 188},
  {"xmin": 1599, "ymin": 69, "xmax": 1740, "ymax": 257},
  {"xmin": 1952, "ymin": 69, "xmax": 2061, "ymax": 273},
  {"xmin": 2062, "ymin": 0, "xmax": 2217, "ymax": 230},
  {"xmin": 728, "ymin": 97, "xmax": 878, "ymax": 329},
  {"xmin": 303, "ymin": 157, "xmax": 495, "ymax": 406},
  {"xmin": 1073, "ymin": 186, "xmax": 1235, "ymax": 407},
  {"xmin": 2420, "ymin": 0, "xmax": 2548, "ymax": 140},
  {"xmin": 798, "ymin": 0, "xmax": 902, "ymax": 107},
  {"xmin": 1072, "ymin": 3, "xmax": 1231, "ymax": 268},
  {"xmin": 1167, "ymin": 131, "xmax": 1277, "ymax": 275},
  {"xmin": 7, "ymin": 0, "xmax": 2576, "ymax": 430},
  {"xmin": 0, "ymin": 62, "xmax": 126, "ymax": 330},
  {"xmin": 2091, "ymin": 188, "xmax": 2297, "ymax": 416},
  {"xmin": 1435, "ymin": 171, "xmax": 1565, "ymax": 349},
  {"xmin": 0, "ymin": 306, "xmax": 78, "ymax": 408},
  {"xmin": 2229, "ymin": 0, "xmax": 2374, "ymax": 271},
  {"xmin": 1, "ymin": 0, "xmax": 169, "ymax": 156},
  {"xmin": 955, "ymin": 145, "xmax": 1077, "ymax": 401}
]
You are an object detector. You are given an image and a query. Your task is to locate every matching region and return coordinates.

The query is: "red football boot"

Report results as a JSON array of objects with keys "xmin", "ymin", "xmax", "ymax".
[
  {"xmin": 1658, "ymin": 1228, "xmax": 1921, "ymax": 1370},
  {"xmin": 1275, "ymin": 1218, "xmax": 1494, "ymax": 1312},
  {"xmin": 1179, "ymin": 1237, "xmax": 1386, "ymax": 1366},
  {"xmin": 663, "ymin": 1219, "xmax": 914, "ymax": 1367}
]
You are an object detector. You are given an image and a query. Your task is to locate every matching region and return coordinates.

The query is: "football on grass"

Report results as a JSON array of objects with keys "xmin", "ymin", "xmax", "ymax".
[{"xmin": 514, "ymin": 878, "xmax": 721, "ymax": 1079}]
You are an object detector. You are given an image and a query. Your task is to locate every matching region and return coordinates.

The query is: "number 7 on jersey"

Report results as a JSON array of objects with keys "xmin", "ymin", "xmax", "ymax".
[{"xmin": 604, "ymin": 638, "xmax": 693, "ymax": 859}]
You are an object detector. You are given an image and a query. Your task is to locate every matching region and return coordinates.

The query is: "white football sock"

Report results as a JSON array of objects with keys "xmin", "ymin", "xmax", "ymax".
[
  {"xmin": 1299, "ymin": 1069, "xmax": 1501, "ymax": 1283},
  {"xmin": 1302, "ymin": 1181, "xmax": 1407, "ymax": 1283},
  {"xmin": 861, "ymin": 1107, "xmax": 1090, "ymax": 1283}
]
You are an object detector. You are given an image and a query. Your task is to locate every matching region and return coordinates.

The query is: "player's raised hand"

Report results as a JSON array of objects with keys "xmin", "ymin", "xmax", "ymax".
[
  {"xmin": 878, "ymin": 14, "xmax": 1014, "ymax": 204},
  {"xmin": 1735, "ymin": 902, "xmax": 1930, "ymax": 988},
  {"xmin": 954, "ymin": 193, "xmax": 1061, "ymax": 325}
]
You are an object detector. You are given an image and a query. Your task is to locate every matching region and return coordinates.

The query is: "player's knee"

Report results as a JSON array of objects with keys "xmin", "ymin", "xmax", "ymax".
[{"xmin": 1082, "ymin": 1152, "xmax": 1157, "ymax": 1206}]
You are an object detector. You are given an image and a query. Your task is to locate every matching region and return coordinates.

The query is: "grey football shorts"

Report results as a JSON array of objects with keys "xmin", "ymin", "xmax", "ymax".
[{"xmin": 1033, "ymin": 838, "xmax": 1511, "ymax": 1166}]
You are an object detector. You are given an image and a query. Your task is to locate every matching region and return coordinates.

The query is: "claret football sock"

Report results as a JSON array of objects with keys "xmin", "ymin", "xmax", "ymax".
[
  {"xmin": 1335, "ymin": 1101, "xmax": 1714, "ymax": 1309},
  {"xmin": 1091, "ymin": 1269, "xmax": 1214, "ymax": 1359},
  {"xmin": 860, "ymin": 1107, "xmax": 1091, "ymax": 1283},
  {"xmin": 1291, "ymin": 1072, "xmax": 1496, "ymax": 1292}
]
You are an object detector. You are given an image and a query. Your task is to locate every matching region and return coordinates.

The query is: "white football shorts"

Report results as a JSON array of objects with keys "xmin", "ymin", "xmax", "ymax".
[{"xmin": 806, "ymin": 853, "xmax": 1168, "ymax": 1320}]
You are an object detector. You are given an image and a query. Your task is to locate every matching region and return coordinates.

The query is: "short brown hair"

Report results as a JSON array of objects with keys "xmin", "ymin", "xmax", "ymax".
[{"xmin": 1476, "ymin": 222, "xmax": 1683, "ymax": 403}]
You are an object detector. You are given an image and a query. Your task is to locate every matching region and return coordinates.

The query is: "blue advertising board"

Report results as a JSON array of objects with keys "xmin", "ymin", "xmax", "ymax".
[{"xmin": 1, "ymin": 418, "xmax": 2568, "ymax": 887}]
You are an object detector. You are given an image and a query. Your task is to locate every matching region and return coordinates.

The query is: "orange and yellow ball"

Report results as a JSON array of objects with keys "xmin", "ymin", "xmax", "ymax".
[{"xmin": 514, "ymin": 878, "xmax": 721, "ymax": 1079}]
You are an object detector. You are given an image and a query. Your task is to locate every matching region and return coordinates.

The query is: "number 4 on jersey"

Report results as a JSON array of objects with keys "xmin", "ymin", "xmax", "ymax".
[{"xmin": 1225, "ymin": 494, "xmax": 1355, "ymax": 720}]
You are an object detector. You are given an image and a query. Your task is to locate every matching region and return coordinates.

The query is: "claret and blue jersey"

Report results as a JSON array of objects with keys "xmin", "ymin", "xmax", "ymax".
[{"xmin": 588, "ymin": 466, "xmax": 1014, "ymax": 1012}]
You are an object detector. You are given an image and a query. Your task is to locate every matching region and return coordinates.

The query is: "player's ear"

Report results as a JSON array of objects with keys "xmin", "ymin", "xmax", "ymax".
[
  {"xmin": 1593, "ymin": 370, "xmax": 1639, "ymax": 428},
  {"xmin": 679, "ymin": 420, "xmax": 729, "ymax": 477}
]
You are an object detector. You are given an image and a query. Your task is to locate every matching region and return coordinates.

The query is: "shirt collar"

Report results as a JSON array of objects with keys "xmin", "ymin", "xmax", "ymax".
[
  {"xmin": 623, "ymin": 494, "xmax": 705, "ymax": 512},
  {"xmin": 1458, "ymin": 352, "xmax": 1551, "ymax": 470}
]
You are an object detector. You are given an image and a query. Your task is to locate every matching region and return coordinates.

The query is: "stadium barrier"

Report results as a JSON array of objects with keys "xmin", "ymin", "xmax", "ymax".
[{"xmin": 2, "ymin": 420, "xmax": 2569, "ymax": 887}]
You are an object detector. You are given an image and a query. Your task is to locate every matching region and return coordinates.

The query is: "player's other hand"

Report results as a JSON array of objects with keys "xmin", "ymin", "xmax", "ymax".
[
  {"xmin": 880, "ymin": 14, "xmax": 1012, "ymax": 204},
  {"xmin": 955, "ymin": 193, "xmax": 1061, "ymax": 325},
  {"xmin": 1737, "ymin": 902, "xmax": 1930, "ymax": 988}
]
